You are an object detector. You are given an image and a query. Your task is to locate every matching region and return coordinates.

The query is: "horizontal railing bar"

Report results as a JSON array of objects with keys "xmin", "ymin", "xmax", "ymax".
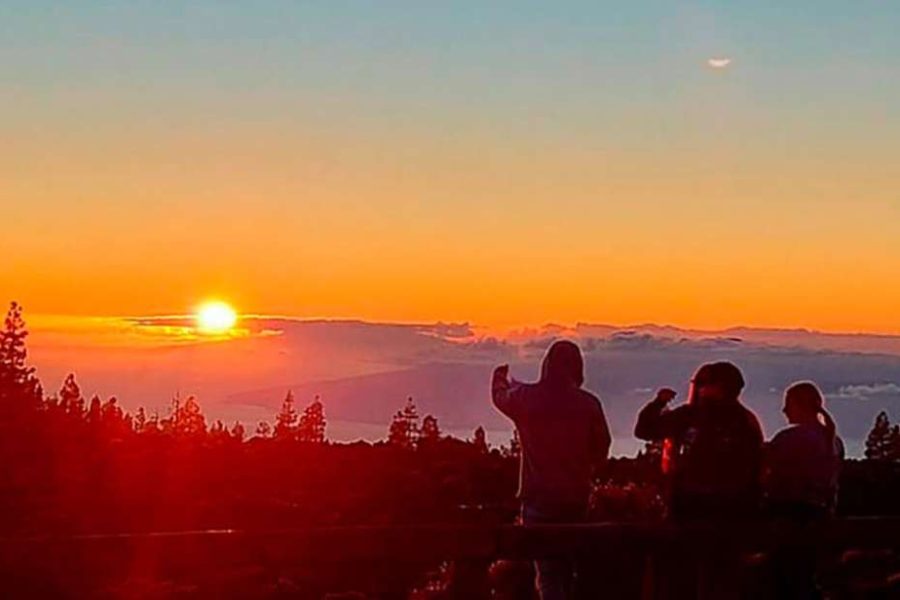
[{"xmin": 2, "ymin": 518, "xmax": 899, "ymax": 565}]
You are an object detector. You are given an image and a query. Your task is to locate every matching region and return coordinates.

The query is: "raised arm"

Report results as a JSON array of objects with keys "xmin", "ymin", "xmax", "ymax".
[
  {"xmin": 634, "ymin": 388, "xmax": 685, "ymax": 441},
  {"xmin": 491, "ymin": 364, "xmax": 522, "ymax": 420}
]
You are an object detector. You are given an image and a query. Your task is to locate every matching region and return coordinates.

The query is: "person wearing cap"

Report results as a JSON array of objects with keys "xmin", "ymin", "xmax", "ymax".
[{"xmin": 635, "ymin": 361, "xmax": 764, "ymax": 520}]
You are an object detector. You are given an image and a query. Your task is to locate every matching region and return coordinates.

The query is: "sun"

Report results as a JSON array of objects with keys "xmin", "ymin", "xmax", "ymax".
[{"xmin": 195, "ymin": 301, "xmax": 238, "ymax": 334}]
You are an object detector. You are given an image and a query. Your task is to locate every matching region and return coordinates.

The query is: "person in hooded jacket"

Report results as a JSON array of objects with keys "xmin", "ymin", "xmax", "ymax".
[{"xmin": 492, "ymin": 340, "xmax": 611, "ymax": 600}]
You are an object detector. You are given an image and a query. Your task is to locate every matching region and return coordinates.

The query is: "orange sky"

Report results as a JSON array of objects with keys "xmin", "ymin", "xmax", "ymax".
[
  {"xmin": 4, "ymin": 124, "xmax": 899, "ymax": 333},
  {"xmin": 4, "ymin": 119, "xmax": 898, "ymax": 333}
]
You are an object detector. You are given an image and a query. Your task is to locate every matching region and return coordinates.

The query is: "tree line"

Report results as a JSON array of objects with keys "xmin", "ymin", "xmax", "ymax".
[{"xmin": 0, "ymin": 301, "xmax": 519, "ymax": 455}]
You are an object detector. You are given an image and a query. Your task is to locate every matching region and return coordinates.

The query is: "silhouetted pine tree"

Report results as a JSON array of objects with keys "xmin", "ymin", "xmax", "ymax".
[
  {"xmin": 255, "ymin": 421, "xmax": 272, "ymax": 438},
  {"xmin": 274, "ymin": 390, "xmax": 298, "ymax": 440},
  {"xmin": 298, "ymin": 396, "xmax": 326, "ymax": 443},
  {"xmin": 388, "ymin": 397, "xmax": 419, "ymax": 449},
  {"xmin": 889, "ymin": 425, "xmax": 900, "ymax": 462},
  {"xmin": 87, "ymin": 395, "xmax": 102, "ymax": 426},
  {"xmin": 865, "ymin": 411, "xmax": 894, "ymax": 460},
  {"xmin": 209, "ymin": 419, "xmax": 229, "ymax": 441},
  {"xmin": 0, "ymin": 302, "xmax": 42, "ymax": 415},
  {"xmin": 101, "ymin": 397, "xmax": 127, "ymax": 435},
  {"xmin": 59, "ymin": 373, "xmax": 85, "ymax": 417},
  {"xmin": 420, "ymin": 414, "xmax": 441, "ymax": 447},
  {"xmin": 163, "ymin": 395, "xmax": 206, "ymax": 436},
  {"xmin": 133, "ymin": 406, "xmax": 147, "ymax": 433},
  {"xmin": 402, "ymin": 397, "xmax": 419, "ymax": 440},
  {"xmin": 472, "ymin": 426, "xmax": 488, "ymax": 454},
  {"xmin": 388, "ymin": 411, "xmax": 410, "ymax": 448},
  {"xmin": 161, "ymin": 397, "xmax": 179, "ymax": 435},
  {"xmin": 145, "ymin": 410, "xmax": 161, "ymax": 434},
  {"xmin": 177, "ymin": 395, "xmax": 206, "ymax": 436}
]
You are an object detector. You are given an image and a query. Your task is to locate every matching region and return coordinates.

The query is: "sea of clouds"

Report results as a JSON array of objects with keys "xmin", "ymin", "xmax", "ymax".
[{"xmin": 27, "ymin": 317, "xmax": 900, "ymax": 457}]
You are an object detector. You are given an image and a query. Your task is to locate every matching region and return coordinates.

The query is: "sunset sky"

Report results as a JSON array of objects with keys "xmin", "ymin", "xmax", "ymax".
[{"xmin": 3, "ymin": 2, "xmax": 899, "ymax": 333}]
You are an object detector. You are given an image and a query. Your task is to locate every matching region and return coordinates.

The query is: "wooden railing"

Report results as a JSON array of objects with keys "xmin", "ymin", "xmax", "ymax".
[
  {"xmin": 5, "ymin": 518, "xmax": 900, "ymax": 558},
  {"xmin": 2, "ymin": 519, "xmax": 900, "ymax": 597}
]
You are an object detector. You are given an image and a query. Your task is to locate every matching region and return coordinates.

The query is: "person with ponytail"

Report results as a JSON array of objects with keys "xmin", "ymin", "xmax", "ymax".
[
  {"xmin": 765, "ymin": 381, "xmax": 845, "ymax": 518},
  {"xmin": 765, "ymin": 384, "xmax": 844, "ymax": 598}
]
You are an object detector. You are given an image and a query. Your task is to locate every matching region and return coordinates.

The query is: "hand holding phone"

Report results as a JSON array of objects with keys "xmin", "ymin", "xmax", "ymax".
[{"xmin": 655, "ymin": 388, "xmax": 677, "ymax": 404}]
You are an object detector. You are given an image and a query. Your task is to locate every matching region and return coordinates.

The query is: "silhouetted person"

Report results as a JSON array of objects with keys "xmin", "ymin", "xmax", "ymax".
[
  {"xmin": 635, "ymin": 361, "xmax": 763, "ymax": 521},
  {"xmin": 765, "ymin": 381, "xmax": 844, "ymax": 518},
  {"xmin": 492, "ymin": 340, "xmax": 611, "ymax": 600},
  {"xmin": 636, "ymin": 362, "xmax": 763, "ymax": 599},
  {"xmin": 765, "ymin": 382, "xmax": 844, "ymax": 600}
]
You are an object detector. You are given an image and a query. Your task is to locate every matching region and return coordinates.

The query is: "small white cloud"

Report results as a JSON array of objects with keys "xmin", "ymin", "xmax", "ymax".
[
  {"xmin": 707, "ymin": 57, "xmax": 732, "ymax": 69},
  {"xmin": 834, "ymin": 383, "xmax": 900, "ymax": 400}
]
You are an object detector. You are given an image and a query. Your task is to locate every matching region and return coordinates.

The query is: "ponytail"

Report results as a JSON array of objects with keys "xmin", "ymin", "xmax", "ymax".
[
  {"xmin": 818, "ymin": 407, "xmax": 837, "ymax": 450},
  {"xmin": 786, "ymin": 381, "xmax": 838, "ymax": 455}
]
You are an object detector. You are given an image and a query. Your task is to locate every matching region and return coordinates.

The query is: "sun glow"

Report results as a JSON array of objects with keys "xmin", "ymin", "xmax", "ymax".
[{"xmin": 195, "ymin": 301, "xmax": 238, "ymax": 334}]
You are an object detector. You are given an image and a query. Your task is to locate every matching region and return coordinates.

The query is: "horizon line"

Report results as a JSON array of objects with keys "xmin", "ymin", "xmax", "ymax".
[{"xmin": 22, "ymin": 310, "xmax": 900, "ymax": 340}]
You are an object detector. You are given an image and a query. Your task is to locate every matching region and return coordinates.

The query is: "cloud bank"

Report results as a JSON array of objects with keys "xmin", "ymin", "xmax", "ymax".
[{"xmin": 25, "ymin": 317, "xmax": 900, "ymax": 456}]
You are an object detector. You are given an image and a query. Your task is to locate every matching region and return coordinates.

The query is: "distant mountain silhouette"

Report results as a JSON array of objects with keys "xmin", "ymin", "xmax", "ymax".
[
  {"xmin": 29, "ymin": 317, "xmax": 900, "ymax": 455},
  {"xmin": 226, "ymin": 330, "xmax": 900, "ymax": 456},
  {"xmin": 228, "ymin": 362, "xmax": 503, "ymax": 430}
]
